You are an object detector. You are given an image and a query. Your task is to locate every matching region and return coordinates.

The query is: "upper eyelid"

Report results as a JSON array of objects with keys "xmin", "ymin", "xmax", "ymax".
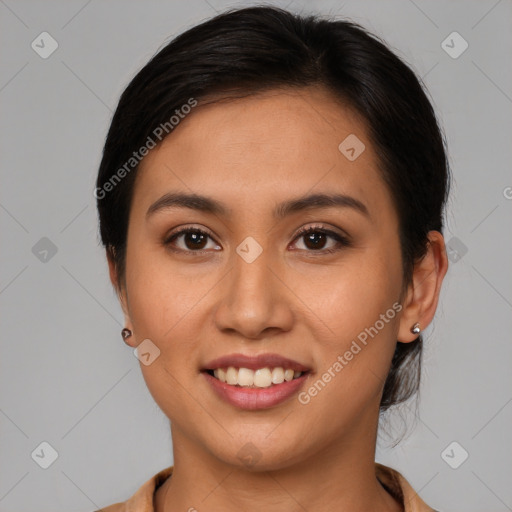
[
  {"xmin": 295, "ymin": 224, "xmax": 348, "ymax": 238},
  {"xmin": 166, "ymin": 225, "xmax": 216, "ymax": 240},
  {"xmin": 166, "ymin": 223, "xmax": 344, "ymax": 237},
  {"xmin": 166, "ymin": 224, "xmax": 348, "ymax": 247}
]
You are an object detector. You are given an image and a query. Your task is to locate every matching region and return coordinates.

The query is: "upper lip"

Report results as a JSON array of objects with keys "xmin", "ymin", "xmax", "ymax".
[{"xmin": 202, "ymin": 353, "xmax": 310, "ymax": 372}]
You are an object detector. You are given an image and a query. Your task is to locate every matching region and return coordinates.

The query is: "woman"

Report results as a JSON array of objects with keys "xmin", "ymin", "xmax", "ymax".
[{"xmin": 94, "ymin": 5, "xmax": 449, "ymax": 511}]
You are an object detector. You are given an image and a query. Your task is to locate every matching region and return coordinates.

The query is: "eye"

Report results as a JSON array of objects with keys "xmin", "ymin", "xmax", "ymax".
[
  {"xmin": 164, "ymin": 226, "xmax": 221, "ymax": 253},
  {"xmin": 291, "ymin": 224, "xmax": 351, "ymax": 254},
  {"xmin": 164, "ymin": 224, "xmax": 351, "ymax": 255}
]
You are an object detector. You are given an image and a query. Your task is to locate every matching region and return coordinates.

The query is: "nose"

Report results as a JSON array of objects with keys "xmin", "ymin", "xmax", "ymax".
[{"xmin": 213, "ymin": 243, "xmax": 294, "ymax": 340}]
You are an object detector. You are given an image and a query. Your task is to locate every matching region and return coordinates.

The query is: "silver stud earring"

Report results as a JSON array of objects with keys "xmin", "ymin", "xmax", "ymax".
[
  {"xmin": 121, "ymin": 328, "xmax": 133, "ymax": 340},
  {"xmin": 410, "ymin": 322, "xmax": 420, "ymax": 335}
]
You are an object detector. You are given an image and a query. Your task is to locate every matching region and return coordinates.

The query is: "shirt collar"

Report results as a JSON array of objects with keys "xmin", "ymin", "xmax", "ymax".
[{"xmin": 101, "ymin": 463, "xmax": 437, "ymax": 512}]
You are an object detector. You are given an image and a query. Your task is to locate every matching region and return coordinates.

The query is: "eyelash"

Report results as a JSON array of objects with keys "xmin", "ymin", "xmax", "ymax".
[{"xmin": 164, "ymin": 224, "xmax": 351, "ymax": 256}]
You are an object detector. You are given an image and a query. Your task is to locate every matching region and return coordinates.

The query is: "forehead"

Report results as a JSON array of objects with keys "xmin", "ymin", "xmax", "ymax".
[{"xmin": 133, "ymin": 87, "xmax": 395, "ymax": 223}]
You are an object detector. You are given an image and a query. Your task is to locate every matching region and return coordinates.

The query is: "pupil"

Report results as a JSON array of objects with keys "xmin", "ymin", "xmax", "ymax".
[
  {"xmin": 305, "ymin": 232, "xmax": 325, "ymax": 249},
  {"xmin": 186, "ymin": 232, "xmax": 207, "ymax": 250}
]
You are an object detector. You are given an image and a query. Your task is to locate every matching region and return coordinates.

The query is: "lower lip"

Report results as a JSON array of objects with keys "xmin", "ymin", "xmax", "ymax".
[{"xmin": 202, "ymin": 371, "xmax": 309, "ymax": 410}]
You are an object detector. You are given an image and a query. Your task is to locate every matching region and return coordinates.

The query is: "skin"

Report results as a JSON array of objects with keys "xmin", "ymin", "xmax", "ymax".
[{"xmin": 108, "ymin": 86, "xmax": 448, "ymax": 512}]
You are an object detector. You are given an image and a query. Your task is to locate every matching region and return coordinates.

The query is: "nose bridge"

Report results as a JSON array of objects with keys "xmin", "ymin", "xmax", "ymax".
[
  {"xmin": 230, "ymin": 236, "xmax": 275, "ymax": 307},
  {"xmin": 213, "ymin": 236, "xmax": 293, "ymax": 338}
]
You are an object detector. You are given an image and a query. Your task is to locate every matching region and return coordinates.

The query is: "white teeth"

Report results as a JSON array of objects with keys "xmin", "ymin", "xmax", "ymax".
[
  {"xmin": 238, "ymin": 368, "xmax": 254, "ymax": 386},
  {"xmin": 226, "ymin": 366, "xmax": 238, "ymax": 385},
  {"xmin": 254, "ymin": 368, "xmax": 272, "ymax": 388},
  {"xmin": 217, "ymin": 368, "xmax": 226, "ymax": 382},
  {"xmin": 271, "ymin": 367, "xmax": 284, "ymax": 384},
  {"xmin": 211, "ymin": 366, "xmax": 303, "ymax": 387}
]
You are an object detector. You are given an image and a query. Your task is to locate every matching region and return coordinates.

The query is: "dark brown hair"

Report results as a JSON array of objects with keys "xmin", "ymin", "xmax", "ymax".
[{"xmin": 96, "ymin": 5, "xmax": 450, "ymax": 413}]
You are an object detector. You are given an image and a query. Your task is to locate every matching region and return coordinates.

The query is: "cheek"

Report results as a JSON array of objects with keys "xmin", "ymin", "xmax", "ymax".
[
  {"xmin": 291, "ymin": 243, "xmax": 402, "ymax": 405},
  {"xmin": 125, "ymin": 241, "xmax": 203, "ymax": 339},
  {"xmin": 125, "ymin": 253, "xmax": 203, "ymax": 419},
  {"xmin": 123, "ymin": 247, "xmax": 203, "ymax": 406},
  {"xmin": 294, "ymin": 243, "xmax": 402, "ymax": 345}
]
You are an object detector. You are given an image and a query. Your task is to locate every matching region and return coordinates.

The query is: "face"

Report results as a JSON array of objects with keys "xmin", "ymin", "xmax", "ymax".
[{"xmin": 116, "ymin": 87, "xmax": 409, "ymax": 470}]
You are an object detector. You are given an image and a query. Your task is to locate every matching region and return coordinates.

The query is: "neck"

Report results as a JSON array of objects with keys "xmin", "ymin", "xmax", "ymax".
[{"xmin": 155, "ymin": 412, "xmax": 402, "ymax": 512}]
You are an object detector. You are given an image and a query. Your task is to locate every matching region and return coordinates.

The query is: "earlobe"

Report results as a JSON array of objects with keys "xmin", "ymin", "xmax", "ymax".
[{"xmin": 397, "ymin": 231, "xmax": 448, "ymax": 343}]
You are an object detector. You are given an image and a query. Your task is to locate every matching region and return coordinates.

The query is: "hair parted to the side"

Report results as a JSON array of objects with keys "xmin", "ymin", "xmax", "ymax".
[{"xmin": 96, "ymin": 5, "xmax": 450, "ymax": 415}]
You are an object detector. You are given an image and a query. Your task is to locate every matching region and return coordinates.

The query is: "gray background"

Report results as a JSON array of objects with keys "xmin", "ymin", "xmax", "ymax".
[{"xmin": 1, "ymin": 0, "xmax": 511, "ymax": 510}]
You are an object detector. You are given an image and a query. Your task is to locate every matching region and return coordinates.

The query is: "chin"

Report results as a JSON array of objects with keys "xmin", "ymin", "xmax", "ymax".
[{"xmin": 211, "ymin": 435, "xmax": 304, "ymax": 472}]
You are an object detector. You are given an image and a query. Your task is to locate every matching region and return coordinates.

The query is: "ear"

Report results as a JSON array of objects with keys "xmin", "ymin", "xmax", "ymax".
[
  {"xmin": 397, "ymin": 231, "xmax": 448, "ymax": 343},
  {"xmin": 106, "ymin": 248, "xmax": 136, "ymax": 346}
]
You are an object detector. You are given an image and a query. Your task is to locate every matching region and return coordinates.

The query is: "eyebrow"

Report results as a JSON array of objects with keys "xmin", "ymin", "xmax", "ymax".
[{"xmin": 146, "ymin": 191, "xmax": 370, "ymax": 220}]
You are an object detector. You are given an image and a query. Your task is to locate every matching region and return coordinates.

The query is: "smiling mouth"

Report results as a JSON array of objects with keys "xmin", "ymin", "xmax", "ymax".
[{"xmin": 204, "ymin": 367, "xmax": 307, "ymax": 388}]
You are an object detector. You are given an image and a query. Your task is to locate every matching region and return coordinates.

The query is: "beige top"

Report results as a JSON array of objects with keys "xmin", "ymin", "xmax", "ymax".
[{"xmin": 95, "ymin": 463, "xmax": 438, "ymax": 512}]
